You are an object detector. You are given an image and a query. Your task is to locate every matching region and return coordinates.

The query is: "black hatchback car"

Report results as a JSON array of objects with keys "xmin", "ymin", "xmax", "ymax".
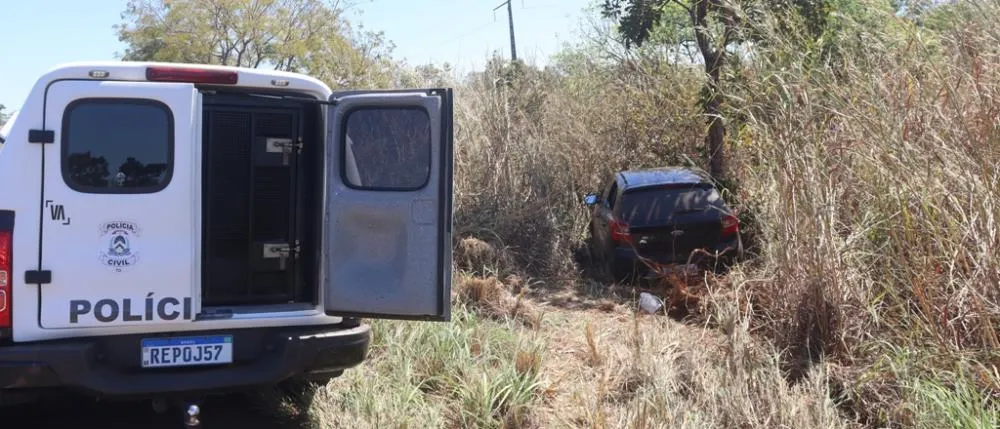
[{"xmin": 584, "ymin": 167, "xmax": 742, "ymax": 282}]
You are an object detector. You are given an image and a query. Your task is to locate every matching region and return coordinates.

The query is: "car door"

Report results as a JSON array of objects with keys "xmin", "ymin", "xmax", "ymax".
[
  {"xmin": 323, "ymin": 89, "xmax": 453, "ymax": 321},
  {"xmin": 37, "ymin": 80, "xmax": 201, "ymax": 330},
  {"xmin": 593, "ymin": 178, "xmax": 618, "ymax": 253}
]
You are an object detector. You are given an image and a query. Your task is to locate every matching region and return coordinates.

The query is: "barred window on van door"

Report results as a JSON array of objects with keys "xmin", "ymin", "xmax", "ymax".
[
  {"xmin": 343, "ymin": 107, "xmax": 431, "ymax": 191},
  {"xmin": 62, "ymin": 99, "xmax": 174, "ymax": 194}
]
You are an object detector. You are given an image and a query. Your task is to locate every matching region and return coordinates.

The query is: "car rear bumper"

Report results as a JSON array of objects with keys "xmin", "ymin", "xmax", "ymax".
[
  {"xmin": 0, "ymin": 322, "xmax": 370, "ymax": 399},
  {"xmin": 613, "ymin": 239, "xmax": 741, "ymax": 273}
]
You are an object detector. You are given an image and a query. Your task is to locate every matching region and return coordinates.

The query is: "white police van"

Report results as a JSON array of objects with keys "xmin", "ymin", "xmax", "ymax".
[{"xmin": 0, "ymin": 62, "xmax": 453, "ymax": 412}]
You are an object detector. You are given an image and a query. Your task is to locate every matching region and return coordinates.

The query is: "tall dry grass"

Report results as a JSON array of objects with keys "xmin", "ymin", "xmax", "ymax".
[
  {"xmin": 722, "ymin": 1, "xmax": 1000, "ymax": 426},
  {"xmin": 451, "ymin": 56, "xmax": 705, "ymax": 279}
]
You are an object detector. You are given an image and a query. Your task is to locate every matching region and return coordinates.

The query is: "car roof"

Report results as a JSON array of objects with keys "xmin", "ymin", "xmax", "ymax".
[{"xmin": 617, "ymin": 167, "xmax": 711, "ymax": 189}]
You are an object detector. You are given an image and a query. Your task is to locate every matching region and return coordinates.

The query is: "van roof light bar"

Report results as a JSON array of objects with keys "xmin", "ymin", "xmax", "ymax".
[{"xmin": 146, "ymin": 66, "xmax": 238, "ymax": 85}]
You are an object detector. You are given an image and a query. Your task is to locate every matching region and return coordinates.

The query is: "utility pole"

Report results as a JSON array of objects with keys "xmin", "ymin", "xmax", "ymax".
[{"xmin": 493, "ymin": 0, "xmax": 517, "ymax": 61}]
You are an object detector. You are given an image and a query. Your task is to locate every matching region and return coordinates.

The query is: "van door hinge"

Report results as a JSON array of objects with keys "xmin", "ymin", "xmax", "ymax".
[
  {"xmin": 25, "ymin": 270, "xmax": 52, "ymax": 284},
  {"xmin": 28, "ymin": 130, "xmax": 55, "ymax": 144},
  {"xmin": 263, "ymin": 241, "xmax": 300, "ymax": 271},
  {"xmin": 266, "ymin": 137, "xmax": 303, "ymax": 166}
]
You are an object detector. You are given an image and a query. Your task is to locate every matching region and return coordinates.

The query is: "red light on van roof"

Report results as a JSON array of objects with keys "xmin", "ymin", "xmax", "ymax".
[{"xmin": 146, "ymin": 66, "xmax": 238, "ymax": 85}]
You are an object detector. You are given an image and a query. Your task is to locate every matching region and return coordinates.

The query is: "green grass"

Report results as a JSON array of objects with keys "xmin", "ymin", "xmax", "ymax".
[
  {"xmin": 909, "ymin": 376, "xmax": 1000, "ymax": 429},
  {"xmin": 304, "ymin": 304, "xmax": 546, "ymax": 429}
]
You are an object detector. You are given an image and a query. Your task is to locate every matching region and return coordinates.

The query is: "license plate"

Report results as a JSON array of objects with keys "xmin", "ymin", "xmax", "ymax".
[{"xmin": 141, "ymin": 335, "xmax": 233, "ymax": 368}]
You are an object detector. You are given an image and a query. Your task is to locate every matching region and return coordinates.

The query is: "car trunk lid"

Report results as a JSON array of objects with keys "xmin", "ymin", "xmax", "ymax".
[{"xmin": 617, "ymin": 185, "xmax": 729, "ymax": 261}]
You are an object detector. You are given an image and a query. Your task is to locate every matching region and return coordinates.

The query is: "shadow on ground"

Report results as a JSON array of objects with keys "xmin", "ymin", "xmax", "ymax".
[
  {"xmin": 525, "ymin": 241, "xmax": 649, "ymax": 311},
  {"xmin": 2, "ymin": 392, "xmax": 302, "ymax": 429}
]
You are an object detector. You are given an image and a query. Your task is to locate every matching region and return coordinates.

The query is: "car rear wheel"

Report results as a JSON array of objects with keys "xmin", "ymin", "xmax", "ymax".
[
  {"xmin": 586, "ymin": 229, "xmax": 612, "ymax": 283},
  {"xmin": 611, "ymin": 256, "xmax": 638, "ymax": 284}
]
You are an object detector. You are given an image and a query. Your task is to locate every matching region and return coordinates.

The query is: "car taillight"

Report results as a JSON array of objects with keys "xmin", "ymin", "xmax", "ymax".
[
  {"xmin": 721, "ymin": 214, "xmax": 739, "ymax": 237},
  {"xmin": 609, "ymin": 219, "xmax": 634, "ymax": 244},
  {"xmin": 0, "ymin": 229, "xmax": 10, "ymax": 330},
  {"xmin": 146, "ymin": 66, "xmax": 239, "ymax": 85}
]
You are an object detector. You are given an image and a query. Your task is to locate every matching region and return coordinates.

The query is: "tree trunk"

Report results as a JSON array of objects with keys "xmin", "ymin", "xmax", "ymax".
[
  {"xmin": 692, "ymin": 0, "xmax": 727, "ymax": 179},
  {"xmin": 704, "ymin": 65, "xmax": 726, "ymax": 179}
]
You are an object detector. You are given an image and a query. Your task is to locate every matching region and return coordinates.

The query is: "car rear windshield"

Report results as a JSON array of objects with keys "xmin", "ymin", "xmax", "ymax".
[{"xmin": 619, "ymin": 185, "xmax": 722, "ymax": 227}]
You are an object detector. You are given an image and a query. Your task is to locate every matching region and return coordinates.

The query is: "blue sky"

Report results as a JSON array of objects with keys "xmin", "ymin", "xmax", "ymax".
[{"xmin": 0, "ymin": 0, "xmax": 594, "ymax": 112}]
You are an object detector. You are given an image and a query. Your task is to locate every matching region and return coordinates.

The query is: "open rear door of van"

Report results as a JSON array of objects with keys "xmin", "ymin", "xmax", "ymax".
[{"xmin": 322, "ymin": 89, "xmax": 453, "ymax": 321}]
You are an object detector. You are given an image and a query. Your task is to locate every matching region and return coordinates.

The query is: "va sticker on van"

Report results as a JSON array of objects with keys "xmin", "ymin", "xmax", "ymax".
[
  {"xmin": 98, "ymin": 220, "xmax": 141, "ymax": 272},
  {"xmin": 69, "ymin": 294, "xmax": 193, "ymax": 324}
]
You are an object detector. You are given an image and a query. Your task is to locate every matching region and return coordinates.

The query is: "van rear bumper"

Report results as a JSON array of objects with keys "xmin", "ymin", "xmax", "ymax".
[{"xmin": 0, "ymin": 323, "xmax": 370, "ymax": 398}]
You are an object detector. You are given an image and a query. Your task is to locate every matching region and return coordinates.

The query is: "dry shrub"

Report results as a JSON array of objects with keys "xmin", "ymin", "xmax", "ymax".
[
  {"xmin": 454, "ymin": 236, "xmax": 514, "ymax": 277},
  {"xmin": 455, "ymin": 274, "xmax": 542, "ymax": 329},
  {"xmin": 515, "ymin": 348, "xmax": 542, "ymax": 376},
  {"xmin": 455, "ymin": 236, "xmax": 497, "ymax": 272},
  {"xmin": 456, "ymin": 276, "xmax": 503, "ymax": 309},
  {"xmin": 641, "ymin": 272, "xmax": 709, "ymax": 319}
]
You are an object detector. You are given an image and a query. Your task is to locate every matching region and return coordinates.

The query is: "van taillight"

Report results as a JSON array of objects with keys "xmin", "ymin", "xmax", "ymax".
[
  {"xmin": 0, "ymin": 230, "xmax": 10, "ymax": 330},
  {"xmin": 721, "ymin": 214, "xmax": 740, "ymax": 237},
  {"xmin": 146, "ymin": 66, "xmax": 238, "ymax": 85},
  {"xmin": 609, "ymin": 219, "xmax": 634, "ymax": 245}
]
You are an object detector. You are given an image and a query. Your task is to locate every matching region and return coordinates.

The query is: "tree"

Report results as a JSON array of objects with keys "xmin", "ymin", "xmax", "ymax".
[
  {"xmin": 0, "ymin": 104, "xmax": 8, "ymax": 128},
  {"xmin": 600, "ymin": 0, "xmax": 839, "ymax": 179},
  {"xmin": 115, "ymin": 0, "xmax": 398, "ymax": 88},
  {"xmin": 602, "ymin": 0, "xmax": 740, "ymax": 179}
]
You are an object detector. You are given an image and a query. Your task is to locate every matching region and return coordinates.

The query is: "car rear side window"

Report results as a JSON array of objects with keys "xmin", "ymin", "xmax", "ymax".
[
  {"xmin": 605, "ymin": 180, "xmax": 619, "ymax": 209},
  {"xmin": 620, "ymin": 185, "xmax": 722, "ymax": 226},
  {"xmin": 62, "ymin": 99, "xmax": 173, "ymax": 194}
]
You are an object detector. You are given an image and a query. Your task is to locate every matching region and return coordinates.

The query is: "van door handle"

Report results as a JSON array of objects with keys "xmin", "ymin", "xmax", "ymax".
[
  {"xmin": 263, "ymin": 243, "xmax": 299, "ymax": 271},
  {"xmin": 25, "ymin": 270, "xmax": 52, "ymax": 285},
  {"xmin": 265, "ymin": 137, "xmax": 302, "ymax": 166}
]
